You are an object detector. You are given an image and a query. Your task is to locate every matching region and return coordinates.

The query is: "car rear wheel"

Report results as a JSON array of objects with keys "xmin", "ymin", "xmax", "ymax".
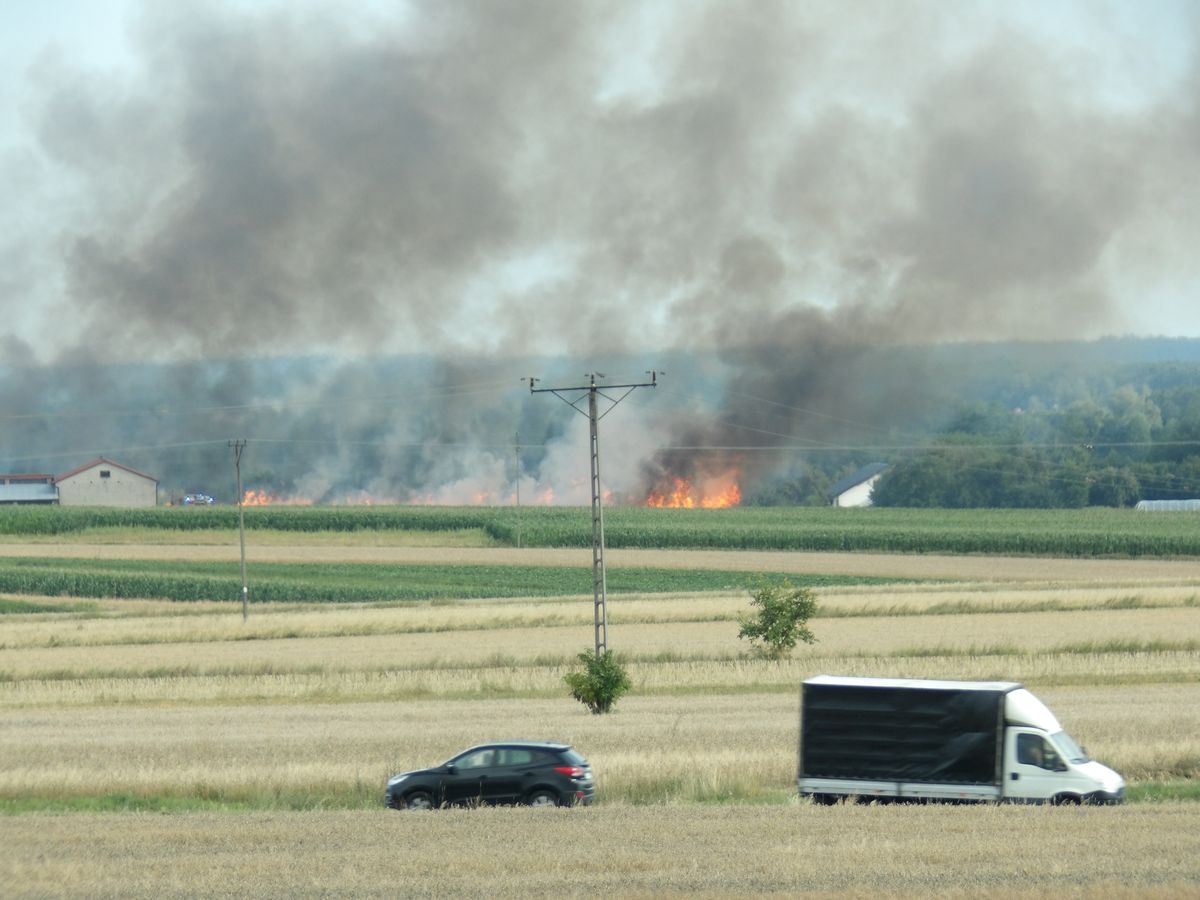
[
  {"xmin": 527, "ymin": 790, "xmax": 559, "ymax": 808},
  {"xmin": 404, "ymin": 790, "xmax": 435, "ymax": 810}
]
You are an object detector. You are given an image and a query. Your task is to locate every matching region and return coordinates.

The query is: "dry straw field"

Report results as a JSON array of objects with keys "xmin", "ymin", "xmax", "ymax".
[{"xmin": 2, "ymin": 525, "xmax": 1199, "ymax": 897}]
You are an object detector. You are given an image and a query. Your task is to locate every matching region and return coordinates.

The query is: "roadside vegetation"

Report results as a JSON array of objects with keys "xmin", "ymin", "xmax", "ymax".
[{"xmin": 737, "ymin": 581, "xmax": 818, "ymax": 659}]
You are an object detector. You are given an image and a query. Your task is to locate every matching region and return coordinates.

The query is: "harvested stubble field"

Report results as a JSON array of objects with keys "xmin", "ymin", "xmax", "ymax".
[
  {"xmin": 2, "ymin": 512, "xmax": 1200, "ymax": 897},
  {"xmin": 3, "ymin": 804, "xmax": 1199, "ymax": 898}
]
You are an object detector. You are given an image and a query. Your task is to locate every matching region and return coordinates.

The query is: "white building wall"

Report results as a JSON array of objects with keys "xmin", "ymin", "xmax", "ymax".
[
  {"xmin": 57, "ymin": 465, "xmax": 157, "ymax": 507},
  {"xmin": 832, "ymin": 475, "xmax": 881, "ymax": 508}
]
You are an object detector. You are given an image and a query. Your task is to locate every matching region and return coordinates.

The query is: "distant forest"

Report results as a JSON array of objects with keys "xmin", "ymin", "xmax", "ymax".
[
  {"xmin": 4, "ymin": 337, "xmax": 1200, "ymax": 509},
  {"xmin": 747, "ymin": 338, "xmax": 1200, "ymax": 508}
]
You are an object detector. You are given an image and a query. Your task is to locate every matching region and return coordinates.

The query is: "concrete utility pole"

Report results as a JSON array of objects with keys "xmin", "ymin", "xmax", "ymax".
[
  {"xmin": 528, "ymin": 371, "xmax": 658, "ymax": 656},
  {"xmin": 229, "ymin": 439, "xmax": 249, "ymax": 622},
  {"xmin": 515, "ymin": 431, "xmax": 522, "ymax": 549}
]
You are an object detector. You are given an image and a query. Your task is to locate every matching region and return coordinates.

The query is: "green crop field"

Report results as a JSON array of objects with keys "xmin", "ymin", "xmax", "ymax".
[
  {"xmin": 4, "ymin": 504, "xmax": 1200, "ymax": 556},
  {"xmin": 0, "ymin": 556, "xmax": 893, "ymax": 604}
]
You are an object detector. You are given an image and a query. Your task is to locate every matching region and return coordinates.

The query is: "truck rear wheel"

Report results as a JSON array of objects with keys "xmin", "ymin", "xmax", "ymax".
[{"xmin": 808, "ymin": 793, "xmax": 841, "ymax": 806}]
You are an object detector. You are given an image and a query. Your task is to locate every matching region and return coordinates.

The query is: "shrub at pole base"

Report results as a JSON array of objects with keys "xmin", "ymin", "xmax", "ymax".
[{"xmin": 564, "ymin": 649, "xmax": 632, "ymax": 714}]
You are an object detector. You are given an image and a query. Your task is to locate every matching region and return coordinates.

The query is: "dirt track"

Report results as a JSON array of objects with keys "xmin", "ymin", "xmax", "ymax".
[{"xmin": 2, "ymin": 542, "xmax": 1199, "ymax": 583}]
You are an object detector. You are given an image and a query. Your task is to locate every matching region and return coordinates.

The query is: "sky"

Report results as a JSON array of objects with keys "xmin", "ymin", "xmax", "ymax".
[{"xmin": 1, "ymin": 0, "xmax": 1198, "ymax": 368}]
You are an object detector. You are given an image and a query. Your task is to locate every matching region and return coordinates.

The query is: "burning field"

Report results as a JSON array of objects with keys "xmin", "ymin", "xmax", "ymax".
[
  {"xmin": 241, "ymin": 470, "xmax": 744, "ymax": 510},
  {"xmin": 645, "ymin": 474, "xmax": 742, "ymax": 509}
]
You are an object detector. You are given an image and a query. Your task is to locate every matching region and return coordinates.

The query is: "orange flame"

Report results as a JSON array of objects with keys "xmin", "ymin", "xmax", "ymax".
[
  {"xmin": 241, "ymin": 489, "xmax": 313, "ymax": 506},
  {"xmin": 646, "ymin": 475, "xmax": 742, "ymax": 509}
]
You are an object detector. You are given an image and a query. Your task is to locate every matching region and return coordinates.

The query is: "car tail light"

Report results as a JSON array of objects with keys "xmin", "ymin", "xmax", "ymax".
[{"xmin": 554, "ymin": 766, "xmax": 585, "ymax": 777}]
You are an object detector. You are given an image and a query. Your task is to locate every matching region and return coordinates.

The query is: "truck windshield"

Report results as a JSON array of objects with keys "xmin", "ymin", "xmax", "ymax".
[{"xmin": 1051, "ymin": 731, "xmax": 1089, "ymax": 764}]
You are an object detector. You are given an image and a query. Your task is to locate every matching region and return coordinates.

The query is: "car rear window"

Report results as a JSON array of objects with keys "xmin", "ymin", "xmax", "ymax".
[
  {"xmin": 497, "ymin": 748, "xmax": 535, "ymax": 766},
  {"xmin": 559, "ymin": 748, "xmax": 587, "ymax": 766}
]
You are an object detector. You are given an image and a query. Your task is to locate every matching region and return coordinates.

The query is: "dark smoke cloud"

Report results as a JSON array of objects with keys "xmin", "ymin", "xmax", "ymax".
[
  {"xmin": 3, "ymin": 1, "xmax": 1197, "ymax": 501},
  {"xmin": 13, "ymin": 0, "xmax": 1192, "ymax": 362}
]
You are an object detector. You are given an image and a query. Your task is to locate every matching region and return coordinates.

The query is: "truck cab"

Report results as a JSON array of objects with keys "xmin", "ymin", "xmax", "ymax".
[{"xmin": 1002, "ymin": 688, "xmax": 1124, "ymax": 804}]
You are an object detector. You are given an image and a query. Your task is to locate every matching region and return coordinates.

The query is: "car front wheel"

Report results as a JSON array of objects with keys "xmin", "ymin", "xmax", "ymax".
[
  {"xmin": 527, "ymin": 790, "xmax": 559, "ymax": 808},
  {"xmin": 404, "ymin": 790, "xmax": 435, "ymax": 810}
]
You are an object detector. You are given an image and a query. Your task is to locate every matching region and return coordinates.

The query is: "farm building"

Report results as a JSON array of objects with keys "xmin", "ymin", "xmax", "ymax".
[
  {"xmin": 56, "ymin": 457, "xmax": 158, "ymax": 508},
  {"xmin": 829, "ymin": 463, "xmax": 889, "ymax": 508},
  {"xmin": 0, "ymin": 473, "xmax": 59, "ymax": 505}
]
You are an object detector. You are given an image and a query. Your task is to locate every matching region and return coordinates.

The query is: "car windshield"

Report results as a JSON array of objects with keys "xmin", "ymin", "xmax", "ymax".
[{"xmin": 1051, "ymin": 730, "xmax": 1089, "ymax": 764}]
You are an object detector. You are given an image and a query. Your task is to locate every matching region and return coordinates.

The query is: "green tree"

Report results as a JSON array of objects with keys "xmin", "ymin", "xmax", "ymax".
[
  {"xmin": 1152, "ymin": 387, "xmax": 1200, "ymax": 463},
  {"xmin": 1055, "ymin": 398, "xmax": 1107, "ymax": 446},
  {"xmin": 871, "ymin": 452, "xmax": 949, "ymax": 507},
  {"xmin": 563, "ymin": 650, "xmax": 632, "ymax": 715},
  {"xmin": 738, "ymin": 581, "xmax": 818, "ymax": 659},
  {"xmin": 1087, "ymin": 467, "xmax": 1141, "ymax": 507}
]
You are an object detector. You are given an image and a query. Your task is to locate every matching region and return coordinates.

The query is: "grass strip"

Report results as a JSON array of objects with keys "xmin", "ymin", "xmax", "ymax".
[
  {"xmin": 6, "ymin": 641, "xmax": 1200, "ymax": 685},
  {"xmin": 0, "ymin": 597, "xmax": 96, "ymax": 615},
  {"xmin": 0, "ymin": 790, "xmax": 372, "ymax": 815},
  {"xmin": 6, "ymin": 596, "xmax": 1197, "ymax": 653},
  {"xmin": 1127, "ymin": 781, "xmax": 1200, "ymax": 802},
  {"xmin": 2, "ymin": 780, "xmax": 1192, "ymax": 815}
]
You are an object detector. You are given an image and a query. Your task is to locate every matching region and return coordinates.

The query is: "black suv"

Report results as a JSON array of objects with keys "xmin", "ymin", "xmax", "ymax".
[{"xmin": 385, "ymin": 741, "xmax": 595, "ymax": 809}]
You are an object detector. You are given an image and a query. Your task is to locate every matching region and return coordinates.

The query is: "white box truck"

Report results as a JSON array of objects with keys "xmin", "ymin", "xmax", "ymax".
[{"xmin": 798, "ymin": 675, "xmax": 1125, "ymax": 804}]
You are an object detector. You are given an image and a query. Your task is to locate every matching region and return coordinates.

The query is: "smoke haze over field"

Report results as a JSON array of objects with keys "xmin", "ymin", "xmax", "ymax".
[{"xmin": 2, "ymin": 1, "xmax": 1199, "ymax": 501}]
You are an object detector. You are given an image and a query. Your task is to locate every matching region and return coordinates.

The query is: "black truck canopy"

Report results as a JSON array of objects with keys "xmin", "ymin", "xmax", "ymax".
[{"xmin": 800, "ymin": 676, "xmax": 1022, "ymax": 785}]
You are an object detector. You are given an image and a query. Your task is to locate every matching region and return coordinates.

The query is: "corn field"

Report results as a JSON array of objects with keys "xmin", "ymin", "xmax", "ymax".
[
  {"xmin": 0, "ymin": 557, "xmax": 883, "ymax": 604},
  {"xmin": 4, "ymin": 505, "xmax": 1200, "ymax": 556}
]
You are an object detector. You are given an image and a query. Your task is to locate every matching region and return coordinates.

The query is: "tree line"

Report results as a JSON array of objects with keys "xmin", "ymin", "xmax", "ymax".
[{"xmin": 751, "ymin": 358, "xmax": 1200, "ymax": 508}]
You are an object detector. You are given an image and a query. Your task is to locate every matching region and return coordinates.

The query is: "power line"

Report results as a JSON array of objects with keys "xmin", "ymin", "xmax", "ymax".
[
  {"xmin": 0, "ymin": 379, "xmax": 513, "ymax": 423},
  {"xmin": 5, "ymin": 434, "xmax": 1199, "ymax": 471}
]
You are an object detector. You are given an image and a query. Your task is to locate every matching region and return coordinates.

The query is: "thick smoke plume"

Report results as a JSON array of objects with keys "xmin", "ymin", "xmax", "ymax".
[{"xmin": 2, "ymin": 1, "xmax": 1197, "ymax": 501}]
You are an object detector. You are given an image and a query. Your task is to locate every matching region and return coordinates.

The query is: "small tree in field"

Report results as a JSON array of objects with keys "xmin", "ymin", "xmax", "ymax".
[
  {"xmin": 738, "ymin": 581, "xmax": 818, "ymax": 659},
  {"xmin": 564, "ymin": 649, "xmax": 632, "ymax": 714}
]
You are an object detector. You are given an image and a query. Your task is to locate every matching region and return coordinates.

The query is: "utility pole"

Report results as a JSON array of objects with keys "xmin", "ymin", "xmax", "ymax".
[
  {"xmin": 229, "ymin": 439, "xmax": 249, "ymax": 622},
  {"xmin": 515, "ymin": 431, "xmax": 522, "ymax": 549},
  {"xmin": 528, "ymin": 371, "xmax": 658, "ymax": 656}
]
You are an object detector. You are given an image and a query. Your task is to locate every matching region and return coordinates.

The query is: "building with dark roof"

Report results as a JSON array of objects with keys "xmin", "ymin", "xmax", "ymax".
[{"xmin": 828, "ymin": 463, "xmax": 889, "ymax": 508}]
